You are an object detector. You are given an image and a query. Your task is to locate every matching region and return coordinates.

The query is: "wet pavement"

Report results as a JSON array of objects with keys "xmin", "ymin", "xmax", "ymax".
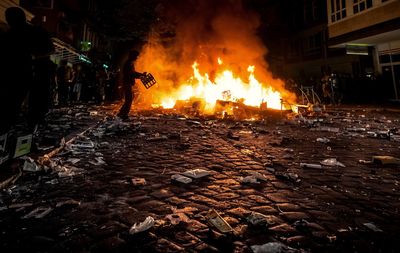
[{"xmin": 1, "ymin": 104, "xmax": 400, "ymax": 253}]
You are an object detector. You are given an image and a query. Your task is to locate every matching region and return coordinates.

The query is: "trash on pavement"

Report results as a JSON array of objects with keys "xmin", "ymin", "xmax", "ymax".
[
  {"xmin": 89, "ymin": 157, "xmax": 107, "ymax": 166},
  {"xmin": 182, "ymin": 169, "xmax": 210, "ymax": 179},
  {"xmin": 251, "ymin": 172, "xmax": 269, "ymax": 182},
  {"xmin": 56, "ymin": 199, "xmax": 81, "ymax": 208},
  {"xmin": 372, "ymin": 156, "xmax": 400, "ymax": 165},
  {"xmin": 147, "ymin": 133, "xmax": 168, "ymax": 141},
  {"xmin": 300, "ymin": 163, "xmax": 322, "ymax": 169},
  {"xmin": 69, "ymin": 140, "xmax": 95, "ymax": 150},
  {"xmin": 312, "ymin": 126, "xmax": 339, "ymax": 133},
  {"xmin": 171, "ymin": 174, "xmax": 193, "ymax": 184},
  {"xmin": 56, "ymin": 165, "xmax": 84, "ymax": 178},
  {"xmin": 316, "ymin": 137, "xmax": 330, "ymax": 143},
  {"xmin": 131, "ymin": 177, "xmax": 146, "ymax": 186},
  {"xmin": 14, "ymin": 134, "xmax": 33, "ymax": 158},
  {"xmin": 320, "ymin": 158, "xmax": 345, "ymax": 167},
  {"xmin": 239, "ymin": 175, "xmax": 259, "ymax": 184},
  {"xmin": 363, "ymin": 222, "xmax": 383, "ymax": 232},
  {"xmin": 22, "ymin": 207, "xmax": 53, "ymax": 219},
  {"xmin": 206, "ymin": 209, "xmax": 233, "ymax": 233},
  {"xmin": 358, "ymin": 159, "xmax": 373, "ymax": 165},
  {"xmin": 275, "ymin": 171, "xmax": 301, "ymax": 183},
  {"xmin": 22, "ymin": 157, "xmax": 41, "ymax": 172},
  {"xmin": 66, "ymin": 158, "xmax": 80, "ymax": 164},
  {"xmin": 246, "ymin": 212, "xmax": 271, "ymax": 226},
  {"xmin": 250, "ymin": 242, "xmax": 298, "ymax": 253},
  {"xmin": 129, "ymin": 216, "xmax": 155, "ymax": 234},
  {"xmin": 8, "ymin": 203, "xmax": 33, "ymax": 209}
]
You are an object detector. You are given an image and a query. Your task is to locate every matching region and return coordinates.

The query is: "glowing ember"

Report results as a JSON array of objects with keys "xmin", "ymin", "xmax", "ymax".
[{"xmin": 159, "ymin": 59, "xmax": 284, "ymax": 112}]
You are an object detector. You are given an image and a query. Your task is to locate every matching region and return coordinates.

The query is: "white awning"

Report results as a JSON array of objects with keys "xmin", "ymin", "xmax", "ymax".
[{"xmin": 52, "ymin": 37, "xmax": 91, "ymax": 65}]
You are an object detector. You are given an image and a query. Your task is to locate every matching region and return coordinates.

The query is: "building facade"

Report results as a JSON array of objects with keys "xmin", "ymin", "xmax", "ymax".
[{"xmin": 327, "ymin": 0, "xmax": 400, "ymax": 100}]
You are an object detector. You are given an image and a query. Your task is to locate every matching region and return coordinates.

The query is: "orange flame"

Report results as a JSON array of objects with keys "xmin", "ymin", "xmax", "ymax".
[{"xmin": 159, "ymin": 60, "xmax": 284, "ymax": 112}]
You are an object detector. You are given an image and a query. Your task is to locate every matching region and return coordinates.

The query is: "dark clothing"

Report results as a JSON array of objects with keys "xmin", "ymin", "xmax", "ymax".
[
  {"xmin": 57, "ymin": 65, "xmax": 74, "ymax": 105},
  {"xmin": 117, "ymin": 59, "xmax": 142, "ymax": 118},
  {"xmin": 28, "ymin": 26, "xmax": 54, "ymax": 129},
  {"xmin": 0, "ymin": 23, "xmax": 33, "ymax": 133},
  {"xmin": 28, "ymin": 58, "xmax": 54, "ymax": 128}
]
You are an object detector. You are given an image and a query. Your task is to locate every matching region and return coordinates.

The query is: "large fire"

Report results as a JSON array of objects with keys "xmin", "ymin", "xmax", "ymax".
[
  {"xmin": 159, "ymin": 60, "xmax": 284, "ymax": 112},
  {"xmin": 132, "ymin": 0, "xmax": 296, "ymax": 116}
]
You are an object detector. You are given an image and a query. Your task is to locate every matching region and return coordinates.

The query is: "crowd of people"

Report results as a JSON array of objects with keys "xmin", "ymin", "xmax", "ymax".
[
  {"xmin": 284, "ymin": 70, "xmax": 382, "ymax": 105},
  {"xmin": 54, "ymin": 61, "xmax": 118, "ymax": 107},
  {"xmin": 0, "ymin": 7, "xmax": 120, "ymax": 139}
]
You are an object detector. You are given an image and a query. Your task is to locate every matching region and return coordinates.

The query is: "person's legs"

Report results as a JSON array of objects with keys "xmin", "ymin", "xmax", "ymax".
[{"xmin": 117, "ymin": 83, "xmax": 133, "ymax": 118}]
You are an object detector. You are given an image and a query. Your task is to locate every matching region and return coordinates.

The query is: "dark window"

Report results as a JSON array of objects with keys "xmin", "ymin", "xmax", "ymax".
[
  {"xmin": 360, "ymin": 2, "xmax": 365, "ymax": 11},
  {"xmin": 353, "ymin": 0, "xmax": 373, "ymax": 14},
  {"xmin": 331, "ymin": 0, "xmax": 346, "ymax": 22},
  {"xmin": 392, "ymin": 53, "xmax": 400, "ymax": 62},
  {"xmin": 379, "ymin": 55, "xmax": 390, "ymax": 64}
]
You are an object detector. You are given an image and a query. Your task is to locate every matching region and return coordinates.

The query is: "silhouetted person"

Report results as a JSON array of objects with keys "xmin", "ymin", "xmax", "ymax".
[
  {"xmin": 0, "ymin": 7, "xmax": 33, "ymax": 134},
  {"xmin": 57, "ymin": 60, "xmax": 74, "ymax": 105},
  {"xmin": 72, "ymin": 64, "xmax": 83, "ymax": 102},
  {"xmin": 117, "ymin": 50, "xmax": 145, "ymax": 119},
  {"xmin": 27, "ymin": 16, "xmax": 55, "ymax": 131}
]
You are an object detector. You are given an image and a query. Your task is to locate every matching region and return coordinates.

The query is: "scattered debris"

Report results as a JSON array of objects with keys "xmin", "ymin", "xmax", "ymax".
[
  {"xmin": 358, "ymin": 159, "xmax": 373, "ymax": 165},
  {"xmin": 320, "ymin": 158, "xmax": 345, "ymax": 167},
  {"xmin": 68, "ymin": 140, "xmax": 95, "ymax": 150},
  {"xmin": 89, "ymin": 157, "xmax": 107, "ymax": 166},
  {"xmin": 275, "ymin": 171, "xmax": 301, "ymax": 183},
  {"xmin": 312, "ymin": 126, "xmax": 339, "ymax": 133},
  {"xmin": 300, "ymin": 163, "xmax": 322, "ymax": 169},
  {"xmin": 250, "ymin": 242, "xmax": 298, "ymax": 253},
  {"xmin": 207, "ymin": 209, "xmax": 233, "ymax": 233},
  {"xmin": 363, "ymin": 222, "xmax": 383, "ymax": 232},
  {"xmin": 372, "ymin": 156, "xmax": 400, "ymax": 165},
  {"xmin": 8, "ymin": 203, "xmax": 33, "ymax": 209},
  {"xmin": 240, "ymin": 175, "xmax": 259, "ymax": 184},
  {"xmin": 246, "ymin": 212, "xmax": 270, "ymax": 226},
  {"xmin": 14, "ymin": 134, "xmax": 33, "ymax": 158},
  {"xmin": 131, "ymin": 177, "xmax": 147, "ymax": 186},
  {"xmin": 22, "ymin": 207, "xmax": 53, "ymax": 219},
  {"xmin": 316, "ymin": 137, "xmax": 330, "ymax": 143},
  {"xmin": 146, "ymin": 132, "xmax": 168, "ymax": 142},
  {"xmin": 129, "ymin": 216, "xmax": 155, "ymax": 234},
  {"xmin": 171, "ymin": 174, "xmax": 193, "ymax": 184},
  {"xmin": 182, "ymin": 169, "xmax": 211, "ymax": 179},
  {"xmin": 66, "ymin": 158, "xmax": 80, "ymax": 164},
  {"xmin": 55, "ymin": 199, "xmax": 81, "ymax": 208},
  {"xmin": 22, "ymin": 157, "xmax": 41, "ymax": 172}
]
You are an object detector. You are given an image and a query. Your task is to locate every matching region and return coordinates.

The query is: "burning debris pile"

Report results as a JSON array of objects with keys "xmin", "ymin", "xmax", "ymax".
[{"xmin": 134, "ymin": 0, "xmax": 296, "ymax": 118}]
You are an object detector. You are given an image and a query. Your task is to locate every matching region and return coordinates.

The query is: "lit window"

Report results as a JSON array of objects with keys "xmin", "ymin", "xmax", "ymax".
[
  {"xmin": 331, "ymin": 0, "xmax": 347, "ymax": 22},
  {"xmin": 353, "ymin": 0, "xmax": 372, "ymax": 14}
]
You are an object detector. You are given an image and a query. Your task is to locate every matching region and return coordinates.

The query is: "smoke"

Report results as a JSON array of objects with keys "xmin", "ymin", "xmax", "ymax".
[{"xmin": 135, "ymin": 0, "xmax": 295, "ymax": 107}]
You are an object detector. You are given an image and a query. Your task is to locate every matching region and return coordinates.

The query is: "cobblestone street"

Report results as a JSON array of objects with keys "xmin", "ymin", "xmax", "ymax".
[{"xmin": 1, "ymin": 105, "xmax": 400, "ymax": 253}]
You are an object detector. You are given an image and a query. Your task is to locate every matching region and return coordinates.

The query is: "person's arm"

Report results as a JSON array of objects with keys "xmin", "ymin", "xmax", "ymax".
[{"xmin": 132, "ymin": 71, "xmax": 146, "ymax": 79}]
